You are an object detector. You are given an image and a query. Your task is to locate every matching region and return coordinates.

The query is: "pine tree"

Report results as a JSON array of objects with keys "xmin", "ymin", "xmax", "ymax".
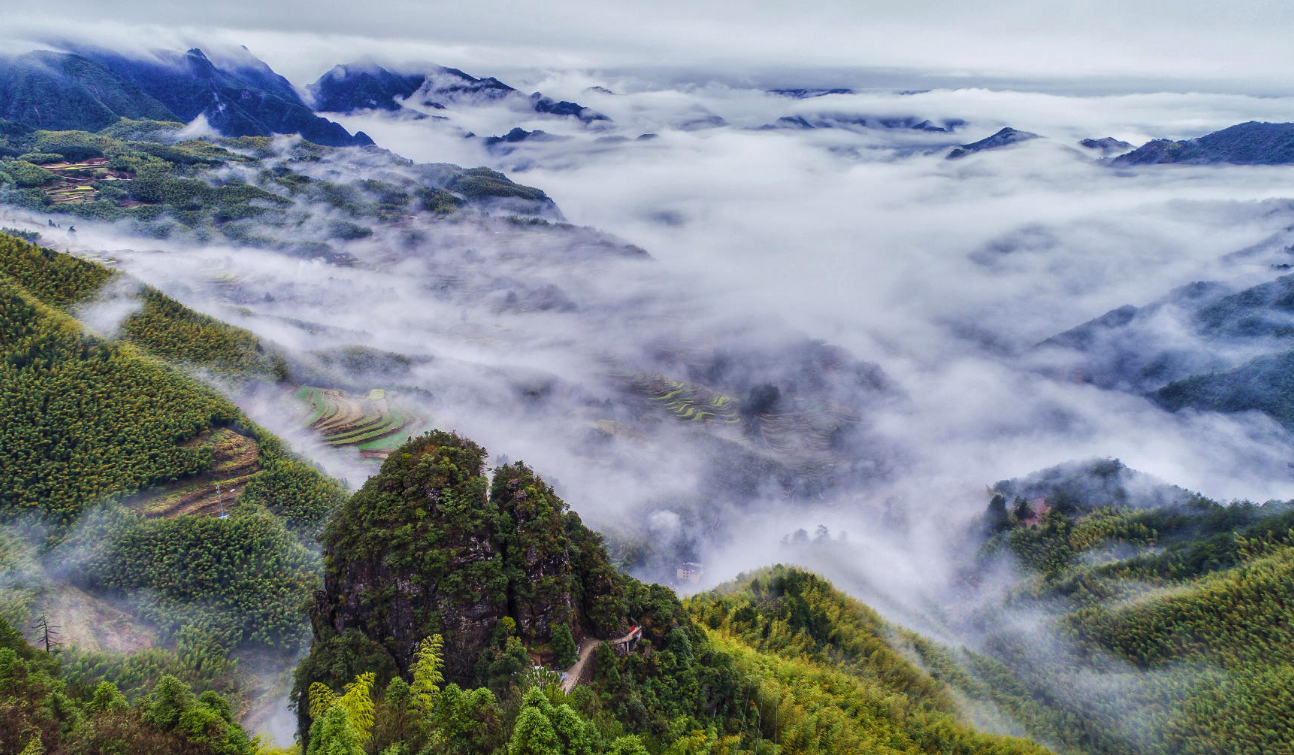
[
  {"xmin": 985, "ymin": 494, "xmax": 1011, "ymax": 534},
  {"xmin": 551, "ymin": 624, "xmax": 578, "ymax": 668}
]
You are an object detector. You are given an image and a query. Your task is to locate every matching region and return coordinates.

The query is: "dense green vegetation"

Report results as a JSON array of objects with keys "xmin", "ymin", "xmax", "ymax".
[
  {"xmin": 447, "ymin": 168, "xmax": 550, "ymax": 203},
  {"xmin": 688, "ymin": 567, "xmax": 1048, "ymax": 755},
  {"xmin": 0, "ymin": 613, "xmax": 259, "ymax": 755},
  {"xmin": 74, "ymin": 506, "xmax": 319, "ymax": 652},
  {"xmin": 962, "ymin": 468, "xmax": 1294, "ymax": 755},
  {"xmin": 295, "ymin": 434, "xmax": 1047, "ymax": 755},
  {"xmin": 0, "ymin": 233, "xmax": 341, "ymax": 529},
  {"xmin": 0, "ymin": 232, "xmax": 285, "ymax": 382},
  {"xmin": 296, "ymin": 562, "xmax": 1051, "ymax": 755},
  {"xmin": 0, "ymin": 119, "xmax": 553, "ymax": 242},
  {"xmin": 0, "ymin": 233, "xmax": 346, "ymax": 743},
  {"xmin": 0, "ymin": 272, "xmax": 238, "ymax": 524}
]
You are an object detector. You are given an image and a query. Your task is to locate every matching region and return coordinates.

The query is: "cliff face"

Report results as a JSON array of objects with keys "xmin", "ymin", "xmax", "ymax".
[
  {"xmin": 310, "ymin": 432, "xmax": 627, "ymax": 686},
  {"xmin": 491, "ymin": 464, "xmax": 579, "ymax": 642}
]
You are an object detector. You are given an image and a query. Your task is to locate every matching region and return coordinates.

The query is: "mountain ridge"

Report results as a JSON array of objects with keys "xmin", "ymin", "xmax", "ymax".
[
  {"xmin": 1115, "ymin": 121, "xmax": 1294, "ymax": 165},
  {"xmin": 309, "ymin": 61, "xmax": 609, "ymax": 124},
  {"xmin": 0, "ymin": 46, "xmax": 372, "ymax": 147}
]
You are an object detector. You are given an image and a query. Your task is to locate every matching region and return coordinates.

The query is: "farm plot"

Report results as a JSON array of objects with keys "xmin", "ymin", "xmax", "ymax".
[
  {"xmin": 39, "ymin": 158, "xmax": 131, "ymax": 205},
  {"xmin": 296, "ymin": 386, "xmax": 422, "ymax": 459},
  {"xmin": 757, "ymin": 404, "xmax": 860, "ymax": 477},
  {"xmin": 128, "ymin": 427, "xmax": 259, "ymax": 518},
  {"xmin": 622, "ymin": 371, "xmax": 861, "ymax": 494}
]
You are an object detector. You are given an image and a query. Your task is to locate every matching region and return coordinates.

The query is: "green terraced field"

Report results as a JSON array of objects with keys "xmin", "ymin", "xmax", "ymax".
[
  {"xmin": 629, "ymin": 372, "xmax": 742, "ymax": 423},
  {"xmin": 295, "ymin": 386, "xmax": 422, "ymax": 458}
]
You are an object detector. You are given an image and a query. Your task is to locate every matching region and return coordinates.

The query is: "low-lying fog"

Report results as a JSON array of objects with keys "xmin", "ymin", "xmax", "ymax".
[
  {"xmin": 12, "ymin": 75, "xmax": 1294, "ymax": 623},
  {"xmin": 332, "ymin": 80, "xmax": 1294, "ymax": 523}
]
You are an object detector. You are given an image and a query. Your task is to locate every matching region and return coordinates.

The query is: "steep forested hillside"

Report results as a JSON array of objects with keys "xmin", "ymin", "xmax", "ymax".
[
  {"xmin": 295, "ymin": 432, "xmax": 1049, "ymax": 755},
  {"xmin": 955, "ymin": 464, "xmax": 1294, "ymax": 755},
  {"xmin": 0, "ymin": 232, "xmax": 340, "ymax": 528},
  {"xmin": 0, "ymin": 234, "xmax": 347, "ymax": 743},
  {"xmin": 0, "ymin": 613, "xmax": 263, "ymax": 755},
  {"xmin": 0, "ymin": 51, "xmax": 176, "ymax": 132},
  {"xmin": 687, "ymin": 567, "xmax": 1050, "ymax": 755}
]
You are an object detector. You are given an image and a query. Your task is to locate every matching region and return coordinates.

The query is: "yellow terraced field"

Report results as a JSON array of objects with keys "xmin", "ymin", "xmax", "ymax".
[{"xmin": 627, "ymin": 372, "xmax": 741, "ymax": 424}]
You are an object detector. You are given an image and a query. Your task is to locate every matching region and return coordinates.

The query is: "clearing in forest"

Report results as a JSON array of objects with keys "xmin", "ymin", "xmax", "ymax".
[
  {"xmin": 128, "ymin": 427, "xmax": 259, "ymax": 518},
  {"xmin": 23, "ymin": 585, "xmax": 157, "ymax": 655}
]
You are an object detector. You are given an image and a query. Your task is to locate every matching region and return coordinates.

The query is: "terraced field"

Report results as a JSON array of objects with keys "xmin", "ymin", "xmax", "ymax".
[
  {"xmin": 40, "ymin": 158, "xmax": 133, "ymax": 205},
  {"xmin": 758, "ymin": 403, "xmax": 860, "ymax": 476},
  {"xmin": 627, "ymin": 373, "xmax": 741, "ymax": 423},
  {"xmin": 621, "ymin": 372, "xmax": 862, "ymax": 494},
  {"xmin": 128, "ymin": 427, "xmax": 259, "ymax": 518},
  {"xmin": 297, "ymin": 386, "xmax": 421, "ymax": 458}
]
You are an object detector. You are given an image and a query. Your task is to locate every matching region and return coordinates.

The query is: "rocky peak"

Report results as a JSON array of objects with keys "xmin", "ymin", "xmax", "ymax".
[
  {"xmin": 947, "ymin": 126, "xmax": 1039, "ymax": 159},
  {"xmin": 310, "ymin": 432, "xmax": 628, "ymax": 687}
]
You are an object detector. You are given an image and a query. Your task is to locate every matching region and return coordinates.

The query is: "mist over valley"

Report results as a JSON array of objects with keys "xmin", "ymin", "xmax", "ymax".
[{"xmin": 3, "ymin": 7, "xmax": 1294, "ymax": 754}]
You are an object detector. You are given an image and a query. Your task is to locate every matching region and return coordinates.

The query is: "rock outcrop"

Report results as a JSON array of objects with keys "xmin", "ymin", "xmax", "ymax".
[{"xmin": 309, "ymin": 431, "xmax": 626, "ymax": 685}]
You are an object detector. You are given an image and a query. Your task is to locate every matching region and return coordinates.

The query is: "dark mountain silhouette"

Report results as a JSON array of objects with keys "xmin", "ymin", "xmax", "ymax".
[
  {"xmin": 766, "ymin": 113, "xmax": 964, "ymax": 133},
  {"xmin": 0, "ymin": 45, "xmax": 370, "ymax": 146},
  {"xmin": 947, "ymin": 127, "xmax": 1039, "ymax": 159},
  {"xmin": 1115, "ymin": 121, "xmax": 1294, "ymax": 165},
  {"xmin": 769, "ymin": 87, "xmax": 855, "ymax": 98},
  {"xmin": 64, "ymin": 46, "xmax": 372, "ymax": 146},
  {"xmin": 0, "ymin": 51, "xmax": 176, "ymax": 132},
  {"xmin": 310, "ymin": 61, "xmax": 608, "ymax": 123},
  {"xmin": 308, "ymin": 62, "xmax": 425, "ymax": 112}
]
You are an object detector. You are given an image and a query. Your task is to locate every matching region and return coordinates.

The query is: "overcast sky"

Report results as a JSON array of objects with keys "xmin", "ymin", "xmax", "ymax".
[{"xmin": 7, "ymin": 0, "xmax": 1294, "ymax": 92}]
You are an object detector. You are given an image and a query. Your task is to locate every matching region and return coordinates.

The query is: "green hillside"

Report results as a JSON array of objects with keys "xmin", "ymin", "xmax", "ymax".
[
  {"xmin": 5, "ymin": 185, "xmax": 1293, "ymax": 755},
  {"xmin": 0, "ymin": 613, "xmax": 262, "ymax": 755},
  {"xmin": 0, "ymin": 234, "xmax": 347, "ymax": 740},
  {"xmin": 958, "ymin": 473, "xmax": 1294, "ymax": 755},
  {"xmin": 0, "ymin": 232, "xmax": 341, "ymax": 529},
  {"xmin": 294, "ymin": 433, "xmax": 1050, "ymax": 755},
  {"xmin": 0, "ymin": 120, "xmax": 553, "ymax": 243}
]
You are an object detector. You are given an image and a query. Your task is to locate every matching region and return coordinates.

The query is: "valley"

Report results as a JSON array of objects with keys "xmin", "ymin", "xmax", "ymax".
[{"xmin": 2, "ymin": 21, "xmax": 1294, "ymax": 755}]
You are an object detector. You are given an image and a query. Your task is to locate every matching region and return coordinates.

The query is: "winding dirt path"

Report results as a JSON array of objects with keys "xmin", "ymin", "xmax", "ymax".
[
  {"xmin": 560, "ymin": 640, "xmax": 601, "ymax": 694},
  {"xmin": 560, "ymin": 626, "xmax": 643, "ymax": 693}
]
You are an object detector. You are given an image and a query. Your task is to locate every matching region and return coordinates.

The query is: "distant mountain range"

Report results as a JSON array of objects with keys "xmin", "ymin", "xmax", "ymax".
[
  {"xmin": 765, "ymin": 113, "xmax": 965, "ymax": 133},
  {"xmin": 9, "ymin": 42, "xmax": 1294, "ymax": 171},
  {"xmin": 768, "ymin": 87, "xmax": 855, "ymax": 98},
  {"xmin": 0, "ymin": 47, "xmax": 371, "ymax": 146},
  {"xmin": 1115, "ymin": 121, "xmax": 1294, "ymax": 165},
  {"xmin": 947, "ymin": 127, "xmax": 1039, "ymax": 159},
  {"xmin": 309, "ymin": 61, "xmax": 609, "ymax": 123}
]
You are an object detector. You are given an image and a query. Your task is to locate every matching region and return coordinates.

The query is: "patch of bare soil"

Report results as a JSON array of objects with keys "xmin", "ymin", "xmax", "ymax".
[
  {"xmin": 24, "ymin": 584, "xmax": 156, "ymax": 654},
  {"xmin": 129, "ymin": 427, "xmax": 261, "ymax": 518}
]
